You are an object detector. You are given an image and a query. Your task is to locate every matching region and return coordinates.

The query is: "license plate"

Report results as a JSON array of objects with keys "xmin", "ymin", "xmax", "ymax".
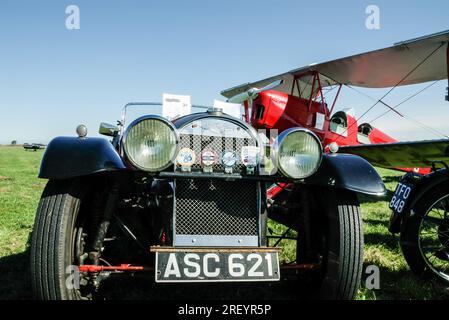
[
  {"xmin": 389, "ymin": 182, "xmax": 413, "ymax": 214},
  {"xmin": 153, "ymin": 248, "xmax": 280, "ymax": 282}
]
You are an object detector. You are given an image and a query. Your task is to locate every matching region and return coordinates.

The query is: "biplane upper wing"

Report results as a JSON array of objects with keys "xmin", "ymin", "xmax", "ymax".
[
  {"xmin": 338, "ymin": 139, "xmax": 449, "ymax": 169},
  {"xmin": 221, "ymin": 30, "xmax": 449, "ymax": 98}
]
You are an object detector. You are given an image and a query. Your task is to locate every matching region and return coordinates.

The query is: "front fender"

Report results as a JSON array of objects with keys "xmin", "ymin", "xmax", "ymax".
[
  {"xmin": 39, "ymin": 137, "xmax": 126, "ymax": 180},
  {"xmin": 404, "ymin": 169, "xmax": 449, "ymax": 210},
  {"xmin": 305, "ymin": 153, "xmax": 386, "ymax": 196}
]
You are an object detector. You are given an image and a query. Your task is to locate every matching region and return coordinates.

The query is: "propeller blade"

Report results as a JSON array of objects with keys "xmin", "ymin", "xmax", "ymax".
[
  {"xmin": 253, "ymin": 79, "xmax": 283, "ymax": 94},
  {"xmin": 228, "ymin": 91, "xmax": 250, "ymax": 104},
  {"xmin": 227, "ymin": 79, "xmax": 283, "ymax": 104}
]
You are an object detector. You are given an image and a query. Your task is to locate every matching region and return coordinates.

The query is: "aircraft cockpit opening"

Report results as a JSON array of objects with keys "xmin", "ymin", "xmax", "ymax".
[{"xmin": 330, "ymin": 111, "xmax": 348, "ymax": 137}]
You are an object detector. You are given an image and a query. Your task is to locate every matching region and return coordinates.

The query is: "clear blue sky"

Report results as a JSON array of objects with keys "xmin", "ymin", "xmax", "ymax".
[{"xmin": 0, "ymin": 0, "xmax": 448, "ymax": 144}]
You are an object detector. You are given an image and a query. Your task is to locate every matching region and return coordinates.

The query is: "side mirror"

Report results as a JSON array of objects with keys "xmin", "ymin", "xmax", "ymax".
[{"xmin": 99, "ymin": 122, "xmax": 119, "ymax": 137}]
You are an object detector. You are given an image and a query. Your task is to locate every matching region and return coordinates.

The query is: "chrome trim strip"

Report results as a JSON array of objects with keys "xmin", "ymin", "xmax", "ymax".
[{"xmin": 174, "ymin": 235, "xmax": 259, "ymax": 247}]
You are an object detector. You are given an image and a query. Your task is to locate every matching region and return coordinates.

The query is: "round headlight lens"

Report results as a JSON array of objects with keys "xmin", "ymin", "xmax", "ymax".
[
  {"xmin": 275, "ymin": 129, "xmax": 322, "ymax": 179},
  {"xmin": 124, "ymin": 117, "xmax": 178, "ymax": 172}
]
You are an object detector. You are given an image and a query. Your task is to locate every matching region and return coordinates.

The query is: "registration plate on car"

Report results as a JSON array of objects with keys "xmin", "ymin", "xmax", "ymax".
[
  {"xmin": 152, "ymin": 247, "xmax": 280, "ymax": 282},
  {"xmin": 389, "ymin": 182, "xmax": 413, "ymax": 215}
]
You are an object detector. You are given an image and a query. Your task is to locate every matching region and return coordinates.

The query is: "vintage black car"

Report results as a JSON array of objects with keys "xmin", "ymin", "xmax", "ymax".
[{"xmin": 30, "ymin": 103, "xmax": 385, "ymax": 300}]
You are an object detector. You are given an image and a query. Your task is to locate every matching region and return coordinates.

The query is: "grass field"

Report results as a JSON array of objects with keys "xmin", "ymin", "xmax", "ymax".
[{"xmin": 0, "ymin": 145, "xmax": 448, "ymax": 300}]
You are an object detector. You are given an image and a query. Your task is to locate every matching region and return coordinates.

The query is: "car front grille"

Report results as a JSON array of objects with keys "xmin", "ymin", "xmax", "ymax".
[{"xmin": 173, "ymin": 179, "xmax": 260, "ymax": 246}]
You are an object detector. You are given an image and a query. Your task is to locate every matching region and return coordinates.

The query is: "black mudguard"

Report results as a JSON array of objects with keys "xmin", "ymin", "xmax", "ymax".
[
  {"xmin": 403, "ymin": 169, "xmax": 449, "ymax": 210},
  {"xmin": 389, "ymin": 169, "xmax": 449, "ymax": 233},
  {"xmin": 39, "ymin": 137, "xmax": 126, "ymax": 180},
  {"xmin": 305, "ymin": 153, "xmax": 386, "ymax": 196}
]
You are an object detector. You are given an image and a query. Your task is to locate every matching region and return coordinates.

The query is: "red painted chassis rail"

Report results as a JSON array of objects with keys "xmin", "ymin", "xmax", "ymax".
[
  {"xmin": 78, "ymin": 263, "xmax": 316, "ymax": 273},
  {"xmin": 78, "ymin": 264, "xmax": 145, "ymax": 272}
]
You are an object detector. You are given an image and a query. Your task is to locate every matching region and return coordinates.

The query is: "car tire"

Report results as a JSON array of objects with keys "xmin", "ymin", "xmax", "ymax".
[
  {"xmin": 296, "ymin": 188, "xmax": 364, "ymax": 300},
  {"xmin": 399, "ymin": 183, "xmax": 449, "ymax": 285},
  {"xmin": 31, "ymin": 179, "xmax": 87, "ymax": 300}
]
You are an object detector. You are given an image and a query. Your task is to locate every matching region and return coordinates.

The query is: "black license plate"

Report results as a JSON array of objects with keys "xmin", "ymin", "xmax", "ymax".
[
  {"xmin": 154, "ymin": 249, "xmax": 280, "ymax": 282},
  {"xmin": 389, "ymin": 182, "xmax": 413, "ymax": 214}
]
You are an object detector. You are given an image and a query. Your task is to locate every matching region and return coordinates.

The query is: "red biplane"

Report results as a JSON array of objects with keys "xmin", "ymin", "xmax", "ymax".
[
  {"xmin": 222, "ymin": 30, "xmax": 449, "ymax": 284},
  {"xmin": 221, "ymin": 30, "xmax": 449, "ymax": 175}
]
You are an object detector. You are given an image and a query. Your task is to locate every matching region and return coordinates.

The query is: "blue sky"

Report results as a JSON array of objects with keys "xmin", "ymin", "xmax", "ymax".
[{"xmin": 0, "ymin": 0, "xmax": 448, "ymax": 144}]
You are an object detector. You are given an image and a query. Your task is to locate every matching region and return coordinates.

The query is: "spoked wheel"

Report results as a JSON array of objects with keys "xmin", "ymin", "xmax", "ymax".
[
  {"xmin": 273, "ymin": 187, "xmax": 364, "ymax": 300},
  {"xmin": 31, "ymin": 179, "xmax": 100, "ymax": 300},
  {"xmin": 400, "ymin": 185, "xmax": 449, "ymax": 284}
]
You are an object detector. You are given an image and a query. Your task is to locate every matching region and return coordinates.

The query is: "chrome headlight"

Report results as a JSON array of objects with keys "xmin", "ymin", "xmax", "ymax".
[
  {"xmin": 273, "ymin": 128, "xmax": 322, "ymax": 179},
  {"xmin": 123, "ymin": 116, "xmax": 179, "ymax": 172}
]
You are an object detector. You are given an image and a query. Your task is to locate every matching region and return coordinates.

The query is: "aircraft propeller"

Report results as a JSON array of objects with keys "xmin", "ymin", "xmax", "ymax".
[{"xmin": 227, "ymin": 79, "xmax": 283, "ymax": 104}]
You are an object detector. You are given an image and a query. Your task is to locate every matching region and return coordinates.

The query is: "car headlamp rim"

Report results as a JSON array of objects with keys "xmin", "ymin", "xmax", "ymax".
[
  {"xmin": 273, "ymin": 127, "xmax": 323, "ymax": 179},
  {"xmin": 122, "ymin": 115, "xmax": 180, "ymax": 172}
]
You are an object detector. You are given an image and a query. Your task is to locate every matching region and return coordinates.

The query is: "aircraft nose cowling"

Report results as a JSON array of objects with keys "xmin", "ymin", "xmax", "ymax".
[{"xmin": 251, "ymin": 91, "xmax": 325, "ymax": 135}]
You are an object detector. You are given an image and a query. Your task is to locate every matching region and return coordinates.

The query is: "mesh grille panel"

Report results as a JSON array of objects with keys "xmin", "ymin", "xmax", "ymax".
[
  {"xmin": 178, "ymin": 134, "xmax": 256, "ymax": 173},
  {"xmin": 175, "ymin": 179, "xmax": 259, "ymax": 236}
]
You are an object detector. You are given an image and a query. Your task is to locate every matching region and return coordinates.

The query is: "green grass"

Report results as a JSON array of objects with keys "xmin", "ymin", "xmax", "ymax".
[
  {"xmin": 0, "ymin": 145, "xmax": 448, "ymax": 299},
  {"xmin": 0, "ymin": 146, "xmax": 46, "ymax": 298},
  {"xmin": 0, "ymin": 146, "xmax": 45, "ymax": 256}
]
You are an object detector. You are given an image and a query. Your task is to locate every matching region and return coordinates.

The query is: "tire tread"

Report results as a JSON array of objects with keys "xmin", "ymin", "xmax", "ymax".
[{"xmin": 30, "ymin": 180, "xmax": 83, "ymax": 300}]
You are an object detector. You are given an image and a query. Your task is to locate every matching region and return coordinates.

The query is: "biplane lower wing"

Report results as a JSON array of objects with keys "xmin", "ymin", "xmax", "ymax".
[{"xmin": 338, "ymin": 139, "xmax": 449, "ymax": 169}]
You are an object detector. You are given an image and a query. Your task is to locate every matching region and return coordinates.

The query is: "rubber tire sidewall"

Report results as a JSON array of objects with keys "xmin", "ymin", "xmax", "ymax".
[
  {"xmin": 31, "ymin": 179, "xmax": 85, "ymax": 300},
  {"xmin": 297, "ymin": 188, "xmax": 364, "ymax": 300}
]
